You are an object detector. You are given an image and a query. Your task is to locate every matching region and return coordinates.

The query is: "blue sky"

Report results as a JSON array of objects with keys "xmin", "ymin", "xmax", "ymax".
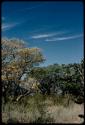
[{"xmin": 2, "ymin": 1, "xmax": 84, "ymax": 66}]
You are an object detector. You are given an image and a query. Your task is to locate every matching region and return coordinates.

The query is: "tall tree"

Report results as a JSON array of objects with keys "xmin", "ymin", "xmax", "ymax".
[
  {"xmin": 2, "ymin": 38, "xmax": 45, "ymax": 82},
  {"xmin": 2, "ymin": 38, "xmax": 45, "ymax": 102}
]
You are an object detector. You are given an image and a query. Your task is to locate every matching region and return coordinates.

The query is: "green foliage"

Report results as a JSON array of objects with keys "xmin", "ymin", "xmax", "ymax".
[
  {"xmin": 2, "ymin": 37, "xmax": 84, "ymax": 105},
  {"xmin": 29, "ymin": 59, "xmax": 84, "ymax": 98}
]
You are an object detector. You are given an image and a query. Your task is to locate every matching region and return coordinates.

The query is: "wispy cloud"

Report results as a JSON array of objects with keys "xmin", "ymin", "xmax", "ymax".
[
  {"xmin": 32, "ymin": 34, "xmax": 53, "ymax": 39},
  {"xmin": 45, "ymin": 34, "xmax": 83, "ymax": 41},
  {"xmin": 2, "ymin": 23, "xmax": 19, "ymax": 31},
  {"xmin": 31, "ymin": 31, "xmax": 67, "ymax": 39},
  {"xmin": 2, "ymin": 20, "xmax": 26, "ymax": 31},
  {"xmin": 17, "ymin": 5, "xmax": 42, "ymax": 12},
  {"xmin": 19, "ymin": 5, "xmax": 42, "ymax": 12}
]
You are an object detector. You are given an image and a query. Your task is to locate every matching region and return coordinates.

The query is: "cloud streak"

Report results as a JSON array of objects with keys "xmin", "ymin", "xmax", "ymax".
[
  {"xmin": 31, "ymin": 31, "xmax": 67, "ymax": 39},
  {"xmin": 45, "ymin": 34, "xmax": 83, "ymax": 41},
  {"xmin": 32, "ymin": 34, "xmax": 53, "ymax": 39},
  {"xmin": 19, "ymin": 5, "xmax": 42, "ymax": 12},
  {"xmin": 2, "ymin": 20, "xmax": 26, "ymax": 31},
  {"xmin": 2, "ymin": 23, "xmax": 19, "ymax": 31}
]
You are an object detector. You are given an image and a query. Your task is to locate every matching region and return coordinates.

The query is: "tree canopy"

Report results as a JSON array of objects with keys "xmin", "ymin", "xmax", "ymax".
[{"xmin": 2, "ymin": 38, "xmax": 45, "ymax": 83}]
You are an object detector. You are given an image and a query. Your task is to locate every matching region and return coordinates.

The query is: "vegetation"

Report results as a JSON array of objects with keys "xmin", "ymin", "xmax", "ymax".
[
  {"xmin": 29, "ymin": 60, "xmax": 84, "ymax": 99},
  {"xmin": 1, "ymin": 38, "xmax": 84, "ymax": 123},
  {"xmin": 2, "ymin": 38, "xmax": 44, "ymax": 102},
  {"xmin": 2, "ymin": 94, "xmax": 84, "ymax": 123}
]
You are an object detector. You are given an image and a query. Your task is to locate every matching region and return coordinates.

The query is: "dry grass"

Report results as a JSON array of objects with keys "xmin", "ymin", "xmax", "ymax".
[
  {"xmin": 45, "ymin": 103, "xmax": 84, "ymax": 123},
  {"xmin": 2, "ymin": 94, "xmax": 84, "ymax": 123}
]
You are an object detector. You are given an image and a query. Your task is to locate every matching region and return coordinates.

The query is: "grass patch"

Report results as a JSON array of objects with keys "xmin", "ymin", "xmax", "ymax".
[{"xmin": 2, "ymin": 94, "xmax": 84, "ymax": 123}]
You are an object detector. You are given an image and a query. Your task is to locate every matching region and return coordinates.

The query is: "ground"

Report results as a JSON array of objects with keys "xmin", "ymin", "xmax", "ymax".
[{"xmin": 2, "ymin": 94, "xmax": 84, "ymax": 123}]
